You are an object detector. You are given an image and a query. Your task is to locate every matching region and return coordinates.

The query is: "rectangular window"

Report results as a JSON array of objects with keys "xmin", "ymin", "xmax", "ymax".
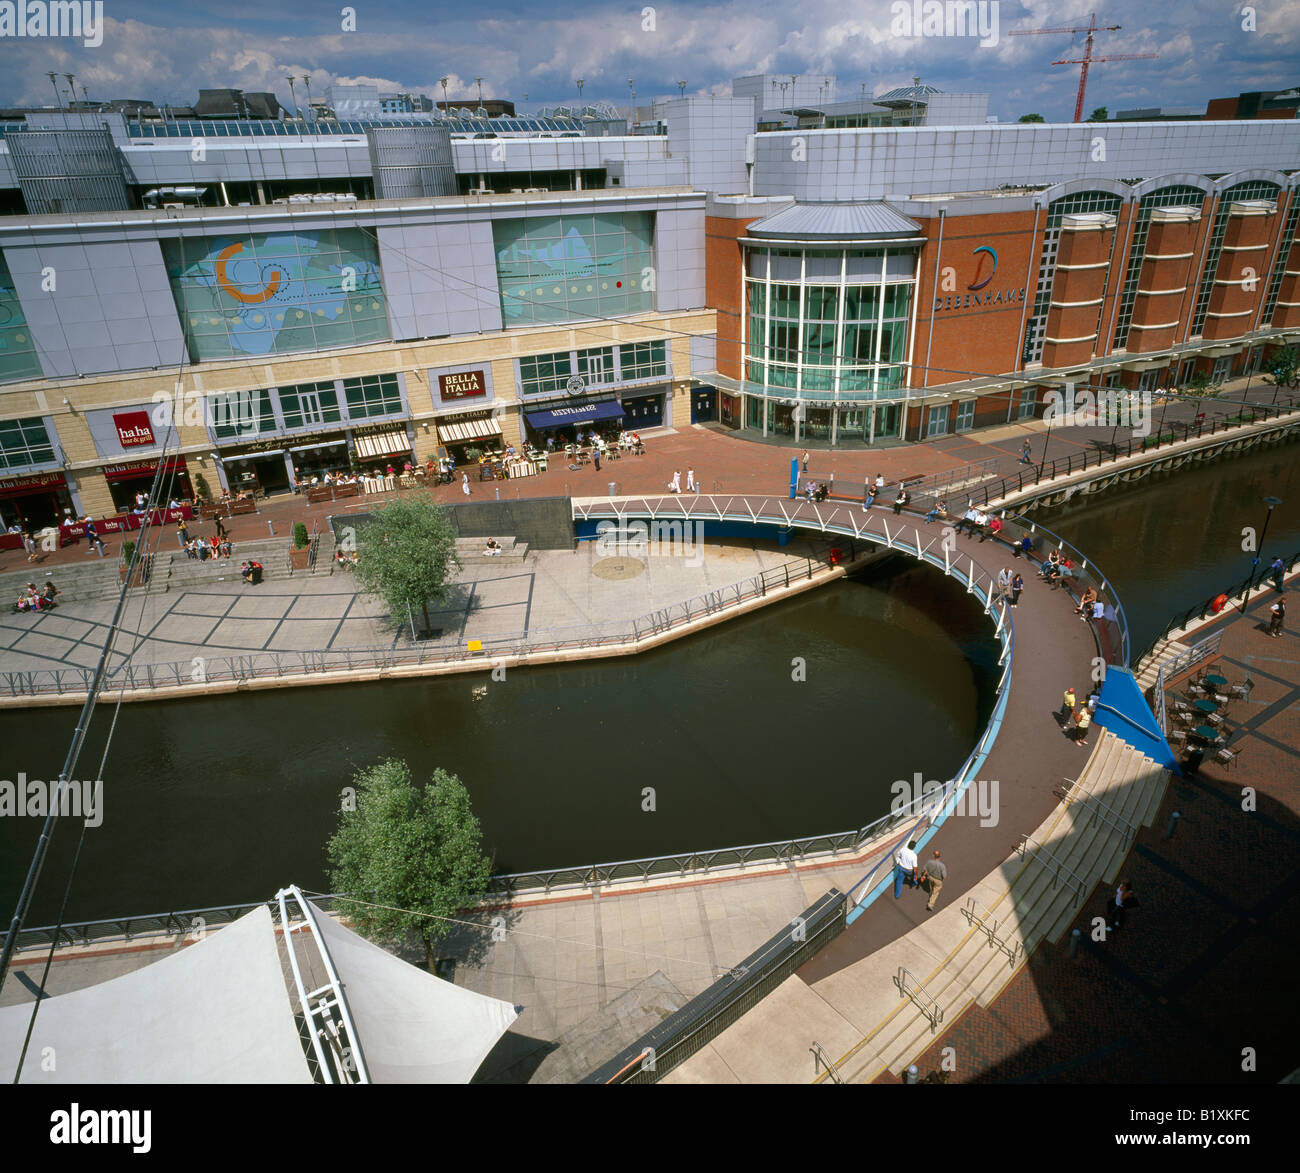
[
  {"xmin": 342, "ymin": 373, "xmax": 403, "ymax": 419},
  {"xmin": 619, "ymin": 340, "xmax": 668, "ymax": 381},
  {"xmin": 1017, "ymin": 387, "xmax": 1038, "ymax": 420},
  {"xmin": 955, "ymin": 400, "xmax": 975, "ymax": 432},
  {"xmin": 494, "ymin": 212, "xmax": 654, "ymax": 326},
  {"xmin": 209, "ymin": 389, "xmax": 275, "ymax": 440},
  {"xmin": 278, "ymin": 381, "xmax": 341, "ymax": 430},
  {"xmin": 576, "ymin": 347, "xmax": 614, "ymax": 385},
  {"xmin": 519, "ymin": 351, "xmax": 573, "ymax": 397},
  {"xmin": 926, "ymin": 404, "xmax": 950, "ymax": 438},
  {"xmin": 0, "ymin": 416, "xmax": 55, "ymax": 470}
]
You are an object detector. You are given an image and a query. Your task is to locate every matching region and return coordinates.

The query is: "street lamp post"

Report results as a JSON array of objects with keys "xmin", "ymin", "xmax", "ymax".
[{"xmin": 1242, "ymin": 495, "xmax": 1284, "ymax": 610}]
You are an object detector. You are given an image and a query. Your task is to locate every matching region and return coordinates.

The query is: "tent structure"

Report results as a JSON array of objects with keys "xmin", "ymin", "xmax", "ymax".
[{"xmin": 0, "ymin": 887, "xmax": 518, "ymax": 1084}]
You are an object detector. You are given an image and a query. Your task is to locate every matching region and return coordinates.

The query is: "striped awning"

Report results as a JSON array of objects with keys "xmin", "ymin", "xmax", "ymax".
[
  {"xmin": 439, "ymin": 417, "xmax": 503, "ymax": 444},
  {"xmin": 354, "ymin": 428, "xmax": 412, "ymax": 459}
]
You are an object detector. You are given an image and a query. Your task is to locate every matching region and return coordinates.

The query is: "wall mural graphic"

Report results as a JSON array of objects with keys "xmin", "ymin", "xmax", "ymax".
[{"xmin": 163, "ymin": 229, "xmax": 388, "ymax": 360}]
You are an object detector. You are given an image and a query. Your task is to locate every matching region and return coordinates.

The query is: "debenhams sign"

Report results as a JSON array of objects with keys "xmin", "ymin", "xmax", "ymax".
[{"xmin": 934, "ymin": 244, "xmax": 1025, "ymax": 312}]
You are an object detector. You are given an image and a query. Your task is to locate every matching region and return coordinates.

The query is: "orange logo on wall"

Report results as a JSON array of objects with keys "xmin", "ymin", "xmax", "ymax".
[{"xmin": 215, "ymin": 241, "xmax": 284, "ymax": 304}]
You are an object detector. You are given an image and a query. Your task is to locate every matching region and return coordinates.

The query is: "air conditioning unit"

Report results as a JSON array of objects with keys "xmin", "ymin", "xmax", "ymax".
[
  {"xmin": 522, "ymin": 187, "xmax": 545, "ymax": 193},
  {"xmin": 468, "ymin": 187, "xmax": 492, "ymax": 195}
]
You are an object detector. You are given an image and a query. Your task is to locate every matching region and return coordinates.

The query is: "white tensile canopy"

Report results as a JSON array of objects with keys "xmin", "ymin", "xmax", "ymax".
[{"xmin": 0, "ymin": 889, "xmax": 518, "ymax": 1084}]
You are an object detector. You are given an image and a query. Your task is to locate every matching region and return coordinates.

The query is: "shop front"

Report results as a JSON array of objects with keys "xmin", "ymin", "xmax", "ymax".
[
  {"xmin": 352, "ymin": 425, "xmax": 415, "ymax": 472},
  {"xmin": 217, "ymin": 441, "xmax": 293, "ymax": 499},
  {"xmin": 435, "ymin": 413, "xmax": 505, "ymax": 464},
  {"xmin": 0, "ymin": 470, "xmax": 74, "ymax": 535},
  {"xmin": 103, "ymin": 457, "xmax": 192, "ymax": 512},
  {"xmin": 523, "ymin": 399, "xmax": 625, "ymax": 447},
  {"xmin": 287, "ymin": 439, "xmax": 351, "ymax": 485},
  {"xmin": 621, "ymin": 388, "xmax": 665, "ymax": 429},
  {"xmin": 690, "ymin": 387, "xmax": 717, "ymax": 424}
]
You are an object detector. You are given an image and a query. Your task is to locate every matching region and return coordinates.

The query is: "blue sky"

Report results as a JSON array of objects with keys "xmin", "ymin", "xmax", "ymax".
[{"xmin": 2, "ymin": 0, "xmax": 1297, "ymax": 122}]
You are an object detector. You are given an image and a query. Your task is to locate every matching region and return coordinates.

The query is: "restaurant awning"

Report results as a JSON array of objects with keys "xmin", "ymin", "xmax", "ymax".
[
  {"xmin": 439, "ymin": 417, "xmax": 503, "ymax": 444},
  {"xmin": 354, "ymin": 428, "xmax": 413, "ymax": 459},
  {"xmin": 525, "ymin": 400, "xmax": 625, "ymax": 430}
]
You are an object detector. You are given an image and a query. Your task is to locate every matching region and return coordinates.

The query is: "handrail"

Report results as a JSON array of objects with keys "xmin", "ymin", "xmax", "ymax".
[
  {"xmin": 1057, "ymin": 777, "xmax": 1137, "ymax": 844},
  {"xmin": 962, "ymin": 896, "xmax": 1022, "ymax": 968},
  {"xmin": 895, "ymin": 966, "xmax": 944, "ymax": 1032},
  {"xmin": 1015, "ymin": 834, "xmax": 1088, "ymax": 906},
  {"xmin": 810, "ymin": 1041, "xmax": 844, "ymax": 1084}
]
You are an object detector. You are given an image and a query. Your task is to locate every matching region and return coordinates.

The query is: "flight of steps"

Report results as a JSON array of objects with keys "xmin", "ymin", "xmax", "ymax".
[
  {"xmin": 454, "ymin": 535, "xmax": 530, "ymax": 567},
  {"xmin": 829, "ymin": 730, "xmax": 1169, "ymax": 1084},
  {"xmin": 156, "ymin": 538, "xmax": 290, "ymax": 589},
  {"xmin": 0, "ymin": 556, "xmax": 125, "ymax": 605},
  {"xmin": 1134, "ymin": 636, "xmax": 1190, "ymax": 691}
]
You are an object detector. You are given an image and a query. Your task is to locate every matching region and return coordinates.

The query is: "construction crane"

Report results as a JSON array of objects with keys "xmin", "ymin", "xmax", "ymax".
[{"xmin": 1009, "ymin": 12, "xmax": 1157, "ymax": 122}]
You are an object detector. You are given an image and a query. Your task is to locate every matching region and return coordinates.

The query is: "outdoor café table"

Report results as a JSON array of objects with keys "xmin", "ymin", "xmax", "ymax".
[
  {"xmin": 1191, "ymin": 725, "xmax": 1222, "ymax": 745},
  {"xmin": 1194, "ymin": 698, "xmax": 1219, "ymax": 714},
  {"xmin": 1204, "ymin": 674, "xmax": 1229, "ymax": 689}
]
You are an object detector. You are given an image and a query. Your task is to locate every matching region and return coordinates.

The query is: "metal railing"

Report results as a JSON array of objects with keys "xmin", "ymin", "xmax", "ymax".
[
  {"xmin": 962, "ymin": 897, "xmax": 1022, "ymax": 969},
  {"xmin": 0, "ymin": 548, "xmax": 841, "ymax": 700},
  {"xmin": 810, "ymin": 1041, "xmax": 844, "ymax": 1084},
  {"xmin": 1014, "ymin": 834, "xmax": 1088, "ymax": 907},
  {"xmin": 1, "ymin": 892, "xmax": 358, "ymax": 955},
  {"xmin": 1132, "ymin": 551, "xmax": 1299, "ymax": 667},
  {"xmin": 1057, "ymin": 778, "xmax": 1137, "ymax": 847},
  {"xmin": 895, "ymin": 966, "xmax": 944, "ymax": 1032},
  {"xmin": 973, "ymin": 396, "xmax": 1300, "ymax": 510},
  {"xmin": 585, "ymin": 889, "xmax": 848, "ymax": 1084}
]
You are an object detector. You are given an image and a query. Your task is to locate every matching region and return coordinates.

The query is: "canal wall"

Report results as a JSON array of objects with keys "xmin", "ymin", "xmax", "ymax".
[{"xmin": 988, "ymin": 411, "xmax": 1300, "ymax": 514}]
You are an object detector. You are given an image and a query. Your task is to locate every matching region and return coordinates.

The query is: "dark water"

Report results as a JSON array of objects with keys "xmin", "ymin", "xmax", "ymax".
[
  {"xmin": 1038, "ymin": 436, "xmax": 1300, "ymax": 653},
  {"xmin": 0, "ymin": 557, "xmax": 997, "ymax": 922}
]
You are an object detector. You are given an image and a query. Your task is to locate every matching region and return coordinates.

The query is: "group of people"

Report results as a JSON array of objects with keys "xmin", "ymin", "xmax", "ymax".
[
  {"xmin": 12, "ymin": 581, "xmax": 59, "ymax": 613},
  {"xmin": 1059, "ymin": 686, "xmax": 1100, "ymax": 747},
  {"xmin": 178, "ymin": 517, "xmax": 231, "ymax": 561},
  {"xmin": 996, "ymin": 567, "xmax": 1027, "ymax": 608},
  {"xmin": 667, "ymin": 468, "xmax": 699, "ymax": 494},
  {"xmin": 333, "ymin": 549, "xmax": 359, "ymax": 571},
  {"xmin": 893, "ymin": 840, "xmax": 949, "ymax": 912},
  {"xmin": 804, "ymin": 480, "xmax": 830, "ymax": 502}
]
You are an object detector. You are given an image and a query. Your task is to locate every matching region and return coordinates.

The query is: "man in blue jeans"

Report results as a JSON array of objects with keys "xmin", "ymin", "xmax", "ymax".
[{"xmin": 894, "ymin": 840, "xmax": 919, "ymax": 898}]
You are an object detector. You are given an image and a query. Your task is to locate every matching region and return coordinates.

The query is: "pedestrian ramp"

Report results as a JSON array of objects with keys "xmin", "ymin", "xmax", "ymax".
[{"xmin": 664, "ymin": 730, "xmax": 1170, "ymax": 1084}]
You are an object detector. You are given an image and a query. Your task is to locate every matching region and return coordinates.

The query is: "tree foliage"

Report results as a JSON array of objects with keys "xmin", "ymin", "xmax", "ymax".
[
  {"xmin": 1087, "ymin": 107, "xmax": 1108, "ymax": 122},
  {"xmin": 1018, "ymin": 113, "xmax": 1045, "ymax": 123},
  {"xmin": 328, "ymin": 759, "xmax": 493, "ymax": 972},
  {"xmin": 352, "ymin": 497, "xmax": 461, "ymax": 635},
  {"xmin": 1264, "ymin": 346, "xmax": 1300, "ymax": 389}
]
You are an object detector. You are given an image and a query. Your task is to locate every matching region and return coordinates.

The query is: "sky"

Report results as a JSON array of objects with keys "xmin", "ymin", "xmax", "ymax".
[{"xmin": 1, "ymin": 0, "xmax": 1298, "ymax": 122}]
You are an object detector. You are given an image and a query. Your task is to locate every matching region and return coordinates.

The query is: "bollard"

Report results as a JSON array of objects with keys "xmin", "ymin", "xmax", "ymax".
[
  {"xmin": 608, "ymin": 481, "xmax": 617, "ymax": 497},
  {"xmin": 1165, "ymin": 811, "xmax": 1180, "ymax": 839},
  {"xmin": 495, "ymin": 487, "xmax": 500, "ymax": 501},
  {"xmin": 1069, "ymin": 928, "xmax": 1081, "ymax": 958},
  {"xmin": 904, "ymin": 1065, "xmax": 918, "ymax": 1085},
  {"xmin": 267, "ymin": 521, "xmax": 275, "ymax": 536}
]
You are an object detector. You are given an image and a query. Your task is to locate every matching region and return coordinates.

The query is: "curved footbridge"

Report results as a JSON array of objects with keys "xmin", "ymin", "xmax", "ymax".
[{"xmin": 571, "ymin": 494, "xmax": 1176, "ymax": 1084}]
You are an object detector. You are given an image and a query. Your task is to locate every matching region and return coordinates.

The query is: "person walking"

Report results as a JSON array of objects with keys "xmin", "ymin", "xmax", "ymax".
[
  {"xmin": 1009, "ymin": 571, "xmax": 1024, "ymax": 607},
  {"xmin": 686, "ymin": 467, "xmax": 696, "ymax": 493},
  {"xmin": 1018, "ymin": 439, "xmax": 1032, "ymax": 465},
  {"xmin": 997, "ymin": 567, "xmax": 1011, "ymax": 602},
  {"xmin": 1060, "ymin": 686, "xmax": 1076, "ymax": 720},
  {"xmin": 894, "ymin": 840, "xmax": 919, "ymax": 898},
  {"xmin": 213, "ymin": 514, "xmax": 228, "ymax": 541},
  {"xmin": 1269, "ymin": 596, "xmax": 1286, "ymax": 638},
  {"xmin": 669, "ymin": 469, "xmax": 681, "ymax": 494},
  {"xmin": 176, "ymin": 517, "xmax": 189, "ymax": 548},
  {"xmin": 1107, "ymin": 881, "xmax": 1138, "ymax": 931},
  {"xmin": 1268, "ymin": 555, "xmax": 1285, "ymax": 593},
  {"xmin": 461, "ymin": 472, "xmax": 470, "ymax": 498},
  {"xmin": 84, "ymin": 518, "xmax": 105, "ymax": 557},
  {"xmin": 801, "ymin": 450, "xmax": 809, "ymax": 473},
  {"xmin": 21, "ymin": 531, "xmax": 38, "ymax": 563},
  {"xmin": 593, "ymin": 447, "xmax": 602, "ymax": 472},
  {"xmin": 921, "ymin": 850, "xmax": 948, "ymax": 913}
]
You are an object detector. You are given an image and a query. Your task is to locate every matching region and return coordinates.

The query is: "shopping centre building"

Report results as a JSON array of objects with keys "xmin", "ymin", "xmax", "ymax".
[{"xmin": 0, "ymin": 86, "xmax": 1297, "ymax": 525}]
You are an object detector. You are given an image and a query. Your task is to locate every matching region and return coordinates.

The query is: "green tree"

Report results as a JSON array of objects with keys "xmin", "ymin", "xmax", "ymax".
[
  {"xmin": 1087, "ymin": 106, "xmax": 1108, "ymax": 122},
  {"xmin": 328, "ymin": 759, "xmax": 493, "ymax": 973},
  {"xmin": 1018, "ymin": 113, "xmax": 1045, "ymax": 123},
  {"xmin": 1264, "ymin": 346, "xmax": 1299, "ymax": 390},
  {"xmin": 352, "ymin": 497, "xmax": 460, "ymax": 636}
]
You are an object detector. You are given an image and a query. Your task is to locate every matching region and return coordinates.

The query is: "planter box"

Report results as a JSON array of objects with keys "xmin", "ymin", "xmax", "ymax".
[{"xmin": 289, "ymin": 545, "xmax": 312, "ymax": 570}]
